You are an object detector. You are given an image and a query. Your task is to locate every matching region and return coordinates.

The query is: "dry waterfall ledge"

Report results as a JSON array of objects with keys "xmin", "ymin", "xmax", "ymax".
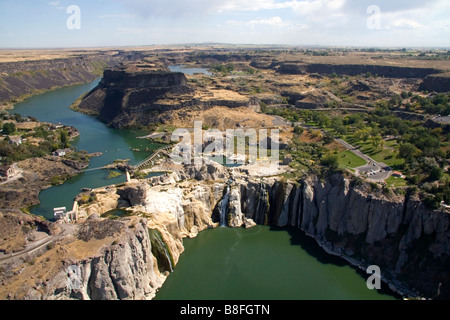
[{"xmin": 69, "ymin": 160, "xmax": 450, "ymax": 300}]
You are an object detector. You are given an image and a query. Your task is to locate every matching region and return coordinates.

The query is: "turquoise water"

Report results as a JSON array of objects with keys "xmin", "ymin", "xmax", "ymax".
[
  {"xmin": 169, "ymin": 65, "xmax": 213, "ymax": 76},
  {"xmin": 12, "ymin": 80, "xmax": 162, "ymax": 219},
  {"xmin": 155, "ymin": 226, "xmax": 398, "ymax": 300}
]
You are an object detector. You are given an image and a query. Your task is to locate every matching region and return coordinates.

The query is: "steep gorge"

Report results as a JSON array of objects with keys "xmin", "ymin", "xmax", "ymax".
[
  {"xmin": 0, "ymin": 52, "xmax": 135, "ymax": 104},
  {"xmin": 69, "ymin": 162, "xmax": 450, "ymax": 300}
]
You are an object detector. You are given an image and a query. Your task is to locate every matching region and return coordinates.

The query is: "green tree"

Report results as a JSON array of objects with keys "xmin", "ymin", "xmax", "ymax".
[
  {"xmin": 293, "ymin": 126, "xmax": 304, "ymax": 135},
  {"xmin": 2, "ymin": 122, "xmax": 16, "ymax": 135},
  {"xmin": 60, "ymin": 130, "xmax": 70, "ymax": 148},
  {"xmin": 320, "ymin": 154, "xmax": 339, "ymax": 171},
  {"xmin": 429, "ymin": 166, "xmax": 443, "ymax": 182},
  {"xmin": 398, "ymin": 143, "xmax": 417, "ymax": 160},
  {"xmin": 371, "ymin": 134, "xmax": 383, "ymax": 150}
]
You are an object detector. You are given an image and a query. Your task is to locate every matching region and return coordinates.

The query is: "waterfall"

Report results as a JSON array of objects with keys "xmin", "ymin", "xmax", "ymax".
[
  {"xmin": 255, "ymin": 181, "xmax": 270, "ymax": 225},
  {"xmin": 149, "ymin": 228, "xmax": 174, "ymax": 273},
  {"xmin": 219, "ymin": 180, "xmax": 232, "ymax": 227}
]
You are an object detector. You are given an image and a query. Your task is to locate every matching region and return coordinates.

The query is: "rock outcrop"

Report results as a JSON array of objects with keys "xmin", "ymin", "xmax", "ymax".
[
  {"xmin": 74, "ymin": 66, "xmax": 258, "ymax": 129},
  {"xmin": 419, "ymin": 73, "xmax": 450, "ymax": 93},
  {"xmin": 75, "ymin": 69, "xmax": 194, "ymax": 128},
  {"xmin": 24, "ymin": 216, "xmax": 163, "ymax": 300},
  {"xmin": 276, "ymin": 62, "xmax": 441, "ymax": 79}
]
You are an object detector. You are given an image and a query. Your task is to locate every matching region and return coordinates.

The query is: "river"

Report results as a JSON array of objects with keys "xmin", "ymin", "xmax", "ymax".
[
  {"xmin": 11, "ymin": 75, "xmax": 398, "ymax": 300},
  {"xmin": 12, "ymin": 79, "xmax": 163, "ymax": 220}
]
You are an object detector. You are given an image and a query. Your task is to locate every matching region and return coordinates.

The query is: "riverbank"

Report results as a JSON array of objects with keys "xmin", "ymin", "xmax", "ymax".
[{"xmin": 0, "ymin": 153, "xmax": 92, "ymax": 212}]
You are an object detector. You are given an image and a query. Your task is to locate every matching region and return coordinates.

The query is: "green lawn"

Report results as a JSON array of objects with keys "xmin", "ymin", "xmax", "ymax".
[
  {"xmin": 385, "ymin": 175, "xmax": 408, "ymax": 187},
  {"xmin": 337, "ymin": 150, "xmax": 367, "ymax": 169},
  {"xmin": 342, "ymin": 136, "xmax": 404, "ymax": 168}
]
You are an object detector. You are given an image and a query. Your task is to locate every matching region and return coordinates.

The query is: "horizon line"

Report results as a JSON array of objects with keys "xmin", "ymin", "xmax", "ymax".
[{"xmin": 0, "ymin": 43, "xmax": 450, "ymax": 51}]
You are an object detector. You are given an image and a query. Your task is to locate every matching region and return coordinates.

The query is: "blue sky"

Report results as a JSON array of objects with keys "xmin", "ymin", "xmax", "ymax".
[{"xmin": 0, "ymin": 0, "xmax": 449, "ymax": 48}]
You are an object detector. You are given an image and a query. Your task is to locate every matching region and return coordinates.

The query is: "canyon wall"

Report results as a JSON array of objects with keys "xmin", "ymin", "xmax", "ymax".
[
  {"xmin": 76, "ymin": 69, "xmax": 195, "ymax": 128},
  {"xmin": 9, "ymin": 162, "xmax": 448, "ymax": 300},
  {"xmin": 276, "ymin": 62, "xmax": 441, "ymax": 79},
  {"xmin": 419, "ymin": 73, "xmax": 450, "ymax": 93},
  {"xmin": 75, "ymin": 68, "xmax": 253, "ymax": 128},
  {"xmin": 0, "ymin": 52, "xmax": 134, "ymax": 104},
  {"xmin": 23, "ymin": 215, "xmax": 165, "ymax": 300},
  {"xmin": 72, "ymin": 163, "xmax": 449, "ymax": 299},
  {"xmin": 228, "ymin": 173, "xmax": 450, "ymax": 299}
]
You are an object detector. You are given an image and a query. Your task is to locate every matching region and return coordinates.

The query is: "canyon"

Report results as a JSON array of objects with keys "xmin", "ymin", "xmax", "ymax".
[
  {"xmin": 1, "ymin": 47, "xmax": 449, "ymax": 300},
  {"xmin": 4, "ymin": 159, "xmax": 446, "ymax": 300}
]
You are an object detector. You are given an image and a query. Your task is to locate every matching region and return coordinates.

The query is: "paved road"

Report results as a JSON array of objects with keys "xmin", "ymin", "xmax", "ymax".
[
  {"xmin": 0, "ymin": 224, "xmax": 77, "ymax": 265},
  {"xmin": 335, "ymin": 138, "xmax": 392, "ymax": 181},
  {"xmin": 292, "ymin": 122, "xmax": 393, "ymax": 182}
]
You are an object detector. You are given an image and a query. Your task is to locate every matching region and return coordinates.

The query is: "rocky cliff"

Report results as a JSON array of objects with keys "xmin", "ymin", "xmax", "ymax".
[
  {"xmin": 0, "ymin": 52, "xmax": 133, "ymax": 104},
  {"xmin": 276, "ymin": 62, "xmax": 441, "ymax": 79},
  {"xmin": 74, "ymin": 67, "xmax": 255, "ymax": 129},
  {"xmin": 73, "ymin": 162, "xmax": 450, "ymax": 299},
  {"xmin": 224, "ymin": 172, "xmax": 450, "ymax": 299},
  {"xmin": 3, "ymin": 161, "xmax": 448, "ymax": 300},
  {"xmin": 419, "ymin": 73, "xmax": 450, "ymax": 93},
  {"xmin": 20, "ymin": 215, "xmax": 164, "ymax": 300},
  {"xmin": 75, "ymin": 69, "xmax": 197, "ymax": 128}
]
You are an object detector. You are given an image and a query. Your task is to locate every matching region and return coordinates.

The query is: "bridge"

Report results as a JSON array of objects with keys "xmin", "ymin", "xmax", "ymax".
[
  {"xmin": 78, "ymin": 145, "xmax": 173, "ymax": 176},
  {"xmin": 133, "ymin": 145, "xmax": 173, "ymax": 171}
]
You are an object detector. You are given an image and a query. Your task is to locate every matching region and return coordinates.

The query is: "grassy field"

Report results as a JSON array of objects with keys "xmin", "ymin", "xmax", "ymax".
[
  {"xmin": 385, "ymin": 175, "xmax": 408, "ymax": 187},
  {"xmin": 343, "ymin": 136, "xmax": 404, "ymax": 168},
  {"xmin": 337, "ymin": 150, "xmax": 367, "ymax": 169}
]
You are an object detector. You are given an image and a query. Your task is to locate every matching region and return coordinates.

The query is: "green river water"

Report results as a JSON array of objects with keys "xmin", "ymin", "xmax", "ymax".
[{"xmin": 11, "ymin": 75, "xmax": 398, "ymax": 300}]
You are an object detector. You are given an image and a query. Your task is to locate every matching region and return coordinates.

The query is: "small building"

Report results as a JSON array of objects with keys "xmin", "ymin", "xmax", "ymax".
[
  {"xmin": 54, "ymin": 207, "xmax": 67, "ymax": 221},
  {"xmin": 53, "ymin": 149, "xmax": 67, "ymax": 157},
  {"xmin": 392, "ymin": 171, "xmax": 404, "ymax": 178},
  {"xmin": 8, "ymin": 136, "xmax": 22, "ymax": 146},
  {"xmin": 0, "ymin": 165, "xmax": 16, "ymax": 179}
]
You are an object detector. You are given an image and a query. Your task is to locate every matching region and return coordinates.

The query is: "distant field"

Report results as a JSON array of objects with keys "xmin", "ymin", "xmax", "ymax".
[{"xmin": 276, "ymin": 51, "xmax": 450, "ymax": 72}]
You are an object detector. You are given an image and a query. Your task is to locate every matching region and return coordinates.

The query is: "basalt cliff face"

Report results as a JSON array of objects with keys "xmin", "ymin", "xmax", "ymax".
[
  {"xmin": 419, "ymin": 73, "xmax": 450, "ymax": 93},
  {"xmin": 72, "ymin": 162, "xmax": 450, "ymax": 300},
  {"xmin": 229, "ymin": 173, "xmax": 450, "ymax": 299},
  {"xmin": 4, "ymin": 162, "xmax": 448, "ymax": 300},
  {"xmin": 0, "ymin": 53, "xmax": 133, "ymax": 104},
  {"xmin": 22, "ymin": 216, "xmax": 164, "ymax": 300},
  {"xmin": 74, "ymin": 68, "xmax": 256, "ymax": 129},
  {"xmin": 75, "ymin": 69, "xmax": 195, "ymax": 128}
]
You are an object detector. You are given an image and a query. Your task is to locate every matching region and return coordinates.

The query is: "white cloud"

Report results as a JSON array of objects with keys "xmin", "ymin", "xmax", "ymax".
[
  {"xmin": 389, "ymin": 19, "xmax": 424, "ymax": 30},
  {"xmin": 227, "ymin": 16, "xmax": 290, "ymax": 28},
  {"xmin": 48, "ymin": 1, "xmax": 60, "ymax": 6},
  {"xmin": 219, "ymin": 0, "xmax": 347, "ymax": 14}
]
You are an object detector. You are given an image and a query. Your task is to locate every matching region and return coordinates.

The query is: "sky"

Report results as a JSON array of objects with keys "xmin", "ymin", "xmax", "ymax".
[{"xmin": 0, "ymin": 0, "xmax": 449, "ymax": 48}]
